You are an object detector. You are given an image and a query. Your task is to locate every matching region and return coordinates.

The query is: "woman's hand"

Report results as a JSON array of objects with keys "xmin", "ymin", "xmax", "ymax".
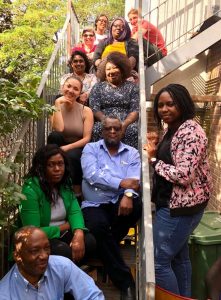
[
  {"xmin": 144, "ymin": 132, "xmax": 159, "ymax": 161},
  {"xmin": 59, "ymin": 222, "xmax": 70, "ymax": 232},
  {"xmin": 70, "ymin": 229, "xmax": 85, "ymax": 262},
  {"xmin": 60, "ymin": 145, "xmax": 71, "ymax": 152},
  {"xmin": 55, "ymin": 96, "xmax": 72, "ymax": 106}
]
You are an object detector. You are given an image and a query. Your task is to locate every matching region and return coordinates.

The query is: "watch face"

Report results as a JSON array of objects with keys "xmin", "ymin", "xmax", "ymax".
[{"xmin": 125, "ymin": 192, "xmax": 133, "ymax": 197}]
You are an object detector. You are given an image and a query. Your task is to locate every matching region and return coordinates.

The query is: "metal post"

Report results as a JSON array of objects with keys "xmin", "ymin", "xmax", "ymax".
[{"xmin": 67, "ymin": 0, "xmax": 72, "ymax": 57}]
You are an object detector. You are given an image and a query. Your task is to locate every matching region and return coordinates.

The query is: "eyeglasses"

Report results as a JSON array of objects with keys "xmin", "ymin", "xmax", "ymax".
[
  {"xmin": 103, "ymin": 126, "xmax": 122, "ymax": 132},
  {"xmin": 47, "ymin": 161, "xmax": 65, "ymax": 168},
  {"xmin": 83, "ymin": 34, "xmax": 94, "ymax": 38},
  {"xmin": 98, "ymin": 19, "xmax": 107, "ymax": 23},
  {"xmin": 112, "ymin": 24, "xmax": 125, "ymax": 30}
]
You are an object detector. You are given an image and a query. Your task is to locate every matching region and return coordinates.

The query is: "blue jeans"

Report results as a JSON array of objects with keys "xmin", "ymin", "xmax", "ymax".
[{"xmin": 153, "ymin": 207, "xmax": 204, "ymax": 297}]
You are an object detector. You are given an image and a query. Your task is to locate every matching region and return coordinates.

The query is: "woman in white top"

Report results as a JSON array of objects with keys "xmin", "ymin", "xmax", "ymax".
[
  {"xmin": 94, "ymin": 14, "xmax": 109, "ymax": 45},
  {"xmin": 61, "ymin": 50, "xmax": 97, "ymax": 105}
]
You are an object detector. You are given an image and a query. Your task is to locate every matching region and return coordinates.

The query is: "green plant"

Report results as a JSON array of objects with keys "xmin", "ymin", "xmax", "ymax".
[
  {"xmin": 0, "ymin": 161, "xmax": 26, "ymax": 227},
  {"xmin": 0, "ymin": 78, "xmax": 54, "ymax": 135}
]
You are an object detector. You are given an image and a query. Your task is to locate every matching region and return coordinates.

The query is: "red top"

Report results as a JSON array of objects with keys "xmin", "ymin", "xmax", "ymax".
[
  {"xmin": 71, "ymin": 44, "xmax": 96, "ymax": 54},
  {"xmin": 132, "ymin": 20, "xmax": 167, "ymax": 56}
]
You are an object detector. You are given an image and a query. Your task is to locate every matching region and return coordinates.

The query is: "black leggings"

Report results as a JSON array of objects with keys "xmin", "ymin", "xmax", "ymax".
[{"xmin": 49, "ymin": 230, "xmax": 96, "ymax": 263}]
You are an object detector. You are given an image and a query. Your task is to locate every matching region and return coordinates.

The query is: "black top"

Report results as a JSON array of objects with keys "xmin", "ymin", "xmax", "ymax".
[{"xmin": 151, "ymin": 129, "xmax": 174, "ymax": 209}]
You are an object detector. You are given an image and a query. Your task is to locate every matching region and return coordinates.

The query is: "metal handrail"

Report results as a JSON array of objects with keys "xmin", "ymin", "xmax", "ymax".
[
  {"xmin": 37, "ymin": 14, "xmax": 71, "ymax": 97},
  {"xmin": 141, "ymin": 1, "xmax": 220, "ymax": 58},
  {"xmin": 137, "ymin": 1, "xmax": 155, "ymax": 299}
]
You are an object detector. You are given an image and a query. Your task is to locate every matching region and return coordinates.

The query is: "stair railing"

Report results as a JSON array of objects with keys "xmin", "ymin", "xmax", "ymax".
[
  {"xmin": 142, "ymin": 0, "xmax": 219, "ymax": 57},
  {"xmin": 136, "ymin": 1, "xmax": 156, "ymax": 299}
]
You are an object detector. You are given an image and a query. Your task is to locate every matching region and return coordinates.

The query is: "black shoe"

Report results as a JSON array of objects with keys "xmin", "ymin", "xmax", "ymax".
[{"xmin": 120, "ymin": 286, "xmax": 136, "ymax": 300}]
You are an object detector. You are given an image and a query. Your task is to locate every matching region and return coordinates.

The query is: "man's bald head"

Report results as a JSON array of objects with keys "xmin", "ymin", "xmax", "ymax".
[{"xmin": 13, "ymin": 226, "xmax": 47, "ymax": 252}]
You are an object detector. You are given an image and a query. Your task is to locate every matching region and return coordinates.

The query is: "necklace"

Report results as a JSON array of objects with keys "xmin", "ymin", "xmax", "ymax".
[{"xmin": 73, "ymin": 72, "xmax": 86, "ymax": 81}]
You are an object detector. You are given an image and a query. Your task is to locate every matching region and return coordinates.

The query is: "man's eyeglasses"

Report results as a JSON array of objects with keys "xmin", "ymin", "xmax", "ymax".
[
  {"xmin": 103, "ymin": 126, "xmax": 122, "ymax": 132},
  {"xmin": 83, "ymin": 34, "xmax": 94, "ymax": 38}
]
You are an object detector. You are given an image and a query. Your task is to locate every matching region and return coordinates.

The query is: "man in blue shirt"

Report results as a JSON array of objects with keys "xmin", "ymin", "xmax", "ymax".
[
  {"xmin": 0, "ymin": 226, "xmax": 104, "ymax": 300},
  {"xmin": 81, "ymin": 115, "xmax": 142, "ymax": 300}
]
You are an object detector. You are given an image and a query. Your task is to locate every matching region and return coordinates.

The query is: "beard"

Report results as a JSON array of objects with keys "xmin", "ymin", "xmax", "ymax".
[{"xmin": 104, "ymin": 138, "xmax": 120, "ymax": 148}]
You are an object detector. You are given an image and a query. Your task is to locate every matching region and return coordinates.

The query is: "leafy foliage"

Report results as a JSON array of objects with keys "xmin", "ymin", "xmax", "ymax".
[
  {"xmin": 0, "ymin": 162, "xmax": 26, "ymax": 227},
  {"xmin": 73, "ymin": 0, "xmax": 125, "ymax": 26},
  {"xmin": 0, "ymin": 0, "xmax": 67, "ymax": 86},
  {"xmin": 0, "ymin": 1, "xmax": 66, "ymax": 227},
  {"xmin": 0, "ymin": 79, "xmax": 54, "ymax": 135}
]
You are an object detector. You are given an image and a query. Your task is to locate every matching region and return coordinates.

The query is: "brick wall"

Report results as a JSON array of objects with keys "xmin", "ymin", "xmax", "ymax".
[
  {"xmin": 205, "ymin": 41, "xmax": 221, "ymax": 211},
  {"xmin": 207, "ymin": 103, "xmax": 221, "ymax": 211}
]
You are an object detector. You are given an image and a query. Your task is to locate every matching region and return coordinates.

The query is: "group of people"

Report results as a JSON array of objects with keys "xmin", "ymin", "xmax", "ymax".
[
  {"xmin": 72, "ymin": 9, "xmax": 167, "ymax": 72},
  {"xmin": 0, "ymin": 8, "xmax": 214, "ymax": 300}
]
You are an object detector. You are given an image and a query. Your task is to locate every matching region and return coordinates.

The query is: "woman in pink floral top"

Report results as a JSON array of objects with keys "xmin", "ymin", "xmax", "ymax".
[{"xmin": 146, "ymin": 83, "xmax": 212, "ymax": 297}]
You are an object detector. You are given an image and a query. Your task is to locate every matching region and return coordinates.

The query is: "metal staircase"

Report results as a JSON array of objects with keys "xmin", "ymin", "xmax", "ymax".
[{"xmin": 146, "ymin": 19, "xmax": 221, "ymax": 95}]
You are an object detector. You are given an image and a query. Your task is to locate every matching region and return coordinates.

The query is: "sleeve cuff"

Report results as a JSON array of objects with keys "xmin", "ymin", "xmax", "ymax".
[{"xmin": 151, "ymin": 159, "xmax": 159, "ymax": 169}]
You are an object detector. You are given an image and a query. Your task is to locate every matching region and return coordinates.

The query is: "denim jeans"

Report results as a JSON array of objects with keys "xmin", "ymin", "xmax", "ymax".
[{"xmin": 153, "ymin": 207, "xmax": 204, "ymax": 297}]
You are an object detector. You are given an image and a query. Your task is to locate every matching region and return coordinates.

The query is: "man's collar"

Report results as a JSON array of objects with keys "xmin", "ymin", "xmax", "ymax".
[{"xmin": 14, "ymin": 264, "xmax": 47, "ymax": 288}]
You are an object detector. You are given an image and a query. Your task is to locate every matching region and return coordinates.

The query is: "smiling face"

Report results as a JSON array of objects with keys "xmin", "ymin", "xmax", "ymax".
[
  {"xmin": 62, "ymin": 77, "xmax": 82, "ymax": 101},
  {"xmin": 71, "ymin": 54, "xmax": 86, "ymax": 75},
  {"xmin": 128, "ymin": 13, "xmax": 138, "ymax": 26},
  {"xmin": 105, "ymin": 62, "xmax": 122, "ymax": 86},
  {"xmin": 82, "ymin": 30, "xmax": 95, "ymax": 46},
  {"xmin": 157, "ymin": 91, "xmax": 182, "ymax": 128},
  {"xmin": 14, "ymin": 229, "xmax": 50, "ymax": 284},
  {"xmin": 96, "ymin": 16, "xmax": 108, "ymax": 33},
  {"xmin": 45, "ymin": 153, "xmax": 65, "ymax": 185},
  {"xmin": 112, "ymin": 19, "xmax": 125, "ymax": 39}
]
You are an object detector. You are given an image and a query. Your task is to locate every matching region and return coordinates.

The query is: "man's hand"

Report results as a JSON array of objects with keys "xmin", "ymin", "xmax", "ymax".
[
  {"xmin": 70, "ymin": 229, "xmax": 85, "ymax": 262},
  {"xmin": 120, "ymin": 178, "xmax": 140, "ymax": 191},
  {"xmin": 118, "ymin": 195, "xmax": 133, "ymax": 216}
]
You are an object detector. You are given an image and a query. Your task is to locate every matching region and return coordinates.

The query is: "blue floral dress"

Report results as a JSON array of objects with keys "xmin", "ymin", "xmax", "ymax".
[{"xmin": 89, "ymin": 80, "xmax": 139, "ymax": 148}]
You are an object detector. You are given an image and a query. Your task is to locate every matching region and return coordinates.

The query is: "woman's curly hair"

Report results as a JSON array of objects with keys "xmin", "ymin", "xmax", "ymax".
[
  {"xmin": 68, "ymin": 50, "xmax": 91, "ymax": 74},
  {"xmin": 97, "ymin": 51, "xmax": 132, "ymax": 82}
]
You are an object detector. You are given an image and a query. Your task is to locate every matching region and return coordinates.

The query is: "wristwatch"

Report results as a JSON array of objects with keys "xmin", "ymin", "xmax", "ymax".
[
  {"xmin": 150, "ymin": 157, "xmax": 158, "ymax": 168},
  {"xmin": 124, "ymin": 192, "xmax": 133, "ymax": 198},
  {"xmin": 150, "ymin": 157, "xmax": 157, "ymax": 163}
]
